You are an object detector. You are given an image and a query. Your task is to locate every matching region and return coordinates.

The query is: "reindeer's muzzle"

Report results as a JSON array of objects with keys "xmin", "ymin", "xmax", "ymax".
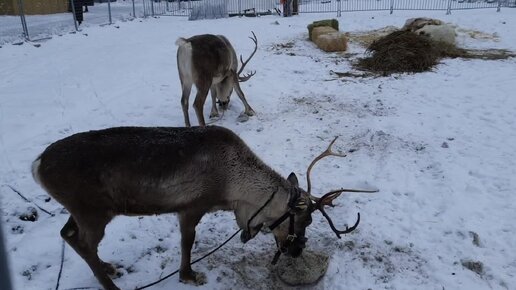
[
  {"xmin": 217, "ymin": 100, "xmax": 229, "ymax": 110},
  {"xmin": 272, "ymin": 234, "xmax": 307, "ymax": 265},
  {"xmin": 282, "ymin": 235, "xmax": 307, "ymax": 258}
]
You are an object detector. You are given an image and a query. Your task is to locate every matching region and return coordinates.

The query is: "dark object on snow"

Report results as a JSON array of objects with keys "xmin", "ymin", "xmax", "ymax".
[
  {"xmin": 461, "ymin": 259, "xmax": 484, "ymax": 276},
  {"xmin": 19, "ymin": 207, "xmax": 39, "ymax": 222},
  {"xmin": 229, "ymin": 10, "xmax": 273, "ymax": 17}
]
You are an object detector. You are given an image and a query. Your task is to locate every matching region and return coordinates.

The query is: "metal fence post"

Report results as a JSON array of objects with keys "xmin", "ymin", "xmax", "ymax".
[
  {"xmin": 151, "ymin": 0, "xmax": 155, "ymax": 16},
  {"xmin": 446, "ymin": 0, "xmax": 452, "ymax": 15},
  {"xmin": 497, "ymin": 0, "xmax": 502, "ymax": 12},
  {"xmin": 390, "ymin": 0, "xmax": 394, "ymax": 14},
  {"xmin": 69, "ymin": 0, "xmax": 79, "ymax": 31},
  {"xmin": 108, "ymin": 0, "xmax": 113, "ymax": 24},
  {"xmin": 238, "ymin": 0, "xmax": 242, "ymax": 16},
  {"xmin": 17, "ymin": 0, "xmax": 30, "ymax": 40},
  {"xmin": 132, "ymin": 0, "xmax": 136, "ymax": 17},
  {"xmin": 337, "ymin": 0, "xmax": 341, "ymax": 17}
]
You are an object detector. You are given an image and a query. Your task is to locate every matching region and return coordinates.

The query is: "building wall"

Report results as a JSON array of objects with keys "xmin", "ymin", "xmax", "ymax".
[
  {"xmin": 0, "ymin": 0, "xmax": 15, "ymax": 15},
  {"xmin": 0, "ymin": 0, "xmax": 69, "ymax": 15}
]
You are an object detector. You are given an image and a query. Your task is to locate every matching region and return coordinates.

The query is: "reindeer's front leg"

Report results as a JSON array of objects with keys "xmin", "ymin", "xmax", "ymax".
[
  {"xmin": 232, "ymin": 71, "xmax": 255, "ymax": 116},
  {"xmin": 178, "ymin": 211, "xmax": 206, "ymax": 285}
]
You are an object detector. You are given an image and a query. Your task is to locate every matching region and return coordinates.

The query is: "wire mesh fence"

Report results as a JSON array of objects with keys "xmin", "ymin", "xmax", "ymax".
[
  {"xmin": 143, "ymin": 0, "xmax": 516, "ymax": 17},
  {"xmin": 142, "ymin": 0, "xmax": 190, "ymax": 16},
  {"xmin": 0, "ymin": 0, "xmax": 145, "ymax": 44},
  {"xmin": 392, "ymin": 0, "xmax": 449, "ymax": 10},
  {"xmin": 449, "ymin": 0, "xmax": 502, "ymax": 10},
  {"xmin": 1, "ymin": 0, "xmax": 515, "ymax": 45}
]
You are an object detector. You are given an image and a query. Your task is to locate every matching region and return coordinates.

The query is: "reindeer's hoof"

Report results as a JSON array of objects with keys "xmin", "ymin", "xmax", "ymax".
[
  {"xmin": 210, "ymin": 111, "xmax": 220, "ymax": 118},
  {"xmin": 245, "ymin": 109, "xmax": 256, "ymax": 116},
  {"xmin": 237, "ymin": 113, "xmax": 250, "ymax": 123},
  {"xmin": 180, "ymin": 270, "xmax": 207, "ymax": 285},
  {"xmin": 102, "ymin": 262, "xmax": 117, "ymax": 276},
  {"xmin": 102, "ymin": 262, "xmax": 123, "ymax": 279}
]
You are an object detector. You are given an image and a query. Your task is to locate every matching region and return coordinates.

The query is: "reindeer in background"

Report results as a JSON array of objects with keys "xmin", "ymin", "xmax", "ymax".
[{"xmin": 176, "ymin": 32, "xmax": 257, "ymax": 126}]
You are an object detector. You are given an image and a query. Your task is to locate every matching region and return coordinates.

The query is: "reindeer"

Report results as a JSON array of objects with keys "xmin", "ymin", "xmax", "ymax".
[
  {"xmin": 176, "ymin": 32, "xmax": 257, "ymax": 127},
  {"xmin": 32, "ymin": 126, "xmax": 376, "ymax": 290}
]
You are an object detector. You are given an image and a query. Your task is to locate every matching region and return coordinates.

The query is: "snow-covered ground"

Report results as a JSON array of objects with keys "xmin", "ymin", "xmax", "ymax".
[{"xmin": 1, "ymin": 8, "xmax": 516, "ymax": 290}]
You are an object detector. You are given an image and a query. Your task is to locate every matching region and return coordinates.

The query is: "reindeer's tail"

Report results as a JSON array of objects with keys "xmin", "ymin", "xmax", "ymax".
[
  {"xmin": 31, "ymin": 156, "xmax": 42, "ymax": 185},
  {"xmin": 175, "ymin": 37, "xmax": 188, "ymax": 47}
]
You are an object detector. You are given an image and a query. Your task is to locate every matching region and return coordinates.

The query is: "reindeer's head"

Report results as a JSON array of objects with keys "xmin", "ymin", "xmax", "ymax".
[
  {"xmin": 216, "ymin": 32, "xmax": 257, "ymax": 112},
  {"xmin": 215, "ymin": 77, "xmax": 233, "ymax": 110},
  {"xmin": 268, "ymin": 137, "xmax": 377, "ymax": 262},
  {"xmin": 268, "ymin": 173, "xmax": 312, "ymax": 258}
]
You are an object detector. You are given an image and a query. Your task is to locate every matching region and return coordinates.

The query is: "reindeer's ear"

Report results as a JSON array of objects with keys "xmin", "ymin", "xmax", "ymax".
[{"xmin": 287, "ymin": 172, "xmax": 299, "ymax": 187}]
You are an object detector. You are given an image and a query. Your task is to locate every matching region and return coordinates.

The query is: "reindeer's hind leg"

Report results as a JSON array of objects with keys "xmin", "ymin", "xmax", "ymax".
[
  {"xmin": 61, "ymin": 213, "xmax": 118, "ymax": 290},
  {"xmin": 180, "ymin": 80, "xmax": 193, "ymax": 127},
  {"xmin": 209, "ymin": 87, "xmax": 219, "ymax": 118},
  {"xmin": 193, "ymin": 80, "xmax": 211, "ymax": 126},
  {"xmin": 178, "ymin": 211, "xmax": 206, "ymax": 285}
]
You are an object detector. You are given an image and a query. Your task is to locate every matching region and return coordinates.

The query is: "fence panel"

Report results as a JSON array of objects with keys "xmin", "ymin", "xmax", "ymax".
[
  {"xmin": 0, "ymin": 0, "xmax": 148, "ymax": 44},
  {"xmin": 151, "ymin": 0, "xmax": 278, "ymax": 17},
  {"xmin": 340, "ymin": 0, "xmax": 391, "ymax": 12},
  {"xmin": 449, "ymin": 0, "xmax": 500, "ymax": 10},
  {"xmin": 143, "ymin": 0, "xmax": 188, "ymax": 16},
  {"xmin": 0, "ymin": 0, "xmax": 77, "ymax": 43},
  {"xmin": 225, "ymin": 0, "xmax": 278, "ymax": 15},
  {"xmin": 393, "ymin": 0, "xmax": 448, "ymax": 10},
  {"xmin": 0, "ymin": 11, "xmax": 26, "ymax": 44},
  {"xmin": 298, "ymin": 0, "xmax": 339, "ymax": 13},
  {"xmin": 86, "ymin": 1, "xmax": 142, "ymax": 24}
]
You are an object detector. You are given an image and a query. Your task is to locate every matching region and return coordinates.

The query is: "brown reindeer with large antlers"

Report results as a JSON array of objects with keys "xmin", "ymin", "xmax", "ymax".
[
  {"xmin": 32, "ymin": 126, "xmax": 376, "ymax": 290},
  {"xmin": 176, "ymin": 32, "xmax": 257, "ymax": 126}
]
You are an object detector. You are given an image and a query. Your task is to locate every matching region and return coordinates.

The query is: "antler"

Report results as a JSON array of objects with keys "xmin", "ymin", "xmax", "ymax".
[
  {"xmin": 237, "ymin": 31, "xmax": 258, "ymax": 82},
  {"xmin": 306, "ymin": 136, "xmax": 346, "ymax": 198},
  {"xmin": 315, "ymin": 188, "xmax": 378, "ymax": 238},
  {"xmin": 306, "ymin": 137, "xmax": 379, "ymax": 238}
]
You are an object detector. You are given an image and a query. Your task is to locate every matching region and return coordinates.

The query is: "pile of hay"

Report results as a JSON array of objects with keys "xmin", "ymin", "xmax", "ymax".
[
  {"xmin": 355, "ymin": 30, "xmax": 441, "ymax": 74},
  {"xmin": 354, "ymin": 29, "xmax": 515, "ymax": 75}
]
